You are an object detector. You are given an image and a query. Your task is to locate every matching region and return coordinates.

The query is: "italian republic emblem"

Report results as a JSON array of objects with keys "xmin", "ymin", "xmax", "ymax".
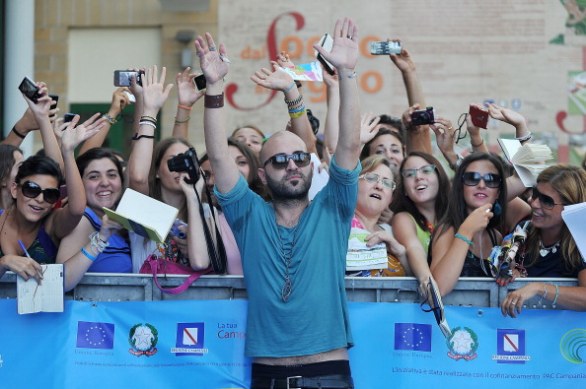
[
  {"xmin": 128, "ymin": 323, "xmax": 158, "ymax": 357},
  {"xmin": 447, "ymin": 326, "xmax": 478, "ymax": 361}
]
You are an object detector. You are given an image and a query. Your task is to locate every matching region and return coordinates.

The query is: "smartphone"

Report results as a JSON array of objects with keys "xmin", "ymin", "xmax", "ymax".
[
  {"xmin": 63, "ymin": 113, "xmax": 76, "ymax": 123},
  {"xmin": 316, "ymin": 33, "xmax": 335, "ymax": 76},
  {"xmin": 59, "ymin": 184, "xmax": 68, "ymax": 199},
  {"xmin": 369, "ymin": 41, "xmax": 402, "ymax": 55},
  {"xmin": 411, "ymin": 107, "xmax": 435, "ymax": 126},
  {"xmin": 469, "ymin": 105, "xmax": 489, "ymax": 129},
  {"xmin": 194, "ymin": 74, "xmax": 206, "ymax": 90},
  {"xmin": 49, "ymin": 94, "xmax": 59, "ymax": 110},
  {"xmin": 18, "ymin": 77, "xmax": 41, "ymax": 103},
  {"xmin": 113, "ymin": 70, "xmax": 143, "ymax": 87}
]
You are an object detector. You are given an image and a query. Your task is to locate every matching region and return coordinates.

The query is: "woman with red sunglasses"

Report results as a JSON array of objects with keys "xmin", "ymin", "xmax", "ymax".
[
  {"xmin": 501, "ymin": 165, "xmax": 586, "ymax": 317},
  {"xmin": 430, "ymin": 152, "xmax": 531, "ymax": 296}
]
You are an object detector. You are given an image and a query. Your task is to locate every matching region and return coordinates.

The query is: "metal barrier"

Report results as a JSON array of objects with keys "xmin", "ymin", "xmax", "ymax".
[{"xmin": 0, "ymin": 272, "xmax": 577, "ymax": 309}]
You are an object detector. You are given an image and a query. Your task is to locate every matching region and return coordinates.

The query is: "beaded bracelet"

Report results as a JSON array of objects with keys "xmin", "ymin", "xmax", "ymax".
[
  {"xmin": 285, "ymin": 95, "xmax": 303, "ymax": 109},
  {"xmin": 289, "ymin": 109, "xmax": 306, "ymax": 119},
  {"xmin": 102, "ymin": 114, "xmax": 117, "ymax": 124},
  {"xmin": 12, "ymin": 126, "xmax": 26, "ymax": 139},
  {"xmin": 89, "ymin": 231, "xmax": 108, "ymax": 254},
  {"xmin": 140, "ymin": 115, "xmax": 157, "ymax": 123},
  {"xmin": 288, "ymin": 105, "xmax": 305, "ymax": 114},
  {"xmin": 454, "ymin": 232, "xmax": 473, "ymax": 246},
  {"xmin": 81, "ymin": 247, "xmax": 97, "ymax": 262}
]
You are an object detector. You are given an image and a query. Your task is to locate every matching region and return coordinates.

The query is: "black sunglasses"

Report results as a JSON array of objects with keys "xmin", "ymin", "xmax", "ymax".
[
  {"xmin": 531, "ymin": 186, "xmax": 564, "ymax": 210},
  {"xmin": 461, "ymin": 172, "xmax": 501, "ymax": 188},
  {"xmin": 263, "ymin": 152, "xmax": 311, "ymax": 169},
  {"xmin": 20, "ymin": 181, "xmax": 61, "ymax": 204}
]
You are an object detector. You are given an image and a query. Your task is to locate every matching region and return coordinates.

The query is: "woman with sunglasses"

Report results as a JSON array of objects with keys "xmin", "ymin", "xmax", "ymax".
[
  {"xmin": 55, "ymin": 148, "xmax": 131, "ymax": 291},
  {"xmin": 0, "ymin": 114, "xmax": 105, "ymax": 283},
  {"xmin": 349, "ymin": 155, "xmax": 409, "ymax": 277},
  {"xmin": 501, "ymin": 165, "xmax": 586, "ymax": 317},
  {"xmin": 391, "ymin": 152, "xmax": 451, "ymax": 294},
  {"xmin": 430, "ymin": 153, "xmax": 530, "ymax": 296}
]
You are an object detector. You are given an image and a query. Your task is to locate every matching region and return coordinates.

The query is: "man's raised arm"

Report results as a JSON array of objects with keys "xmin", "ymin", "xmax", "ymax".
[
  {"xmin": 314, "ymin": 18, "xmax": 361, "ymax": 170},
  {"xmin": 195, "ymin": 32, "xmax": 240, "ymax": 194}
]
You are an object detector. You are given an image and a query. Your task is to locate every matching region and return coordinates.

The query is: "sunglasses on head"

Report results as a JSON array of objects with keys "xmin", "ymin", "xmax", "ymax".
[
  {"xmin": 359, "ymin": 172, "xmax": 396, "ymax": 190},
  {"xmin": 461, "ymin": 172, "xmax": 501, "ymax": 188},
  {"xmin": 20, "ymin": 181, "xmax": 60, "ymax": 204},
  {"xmin": 263, "ymin": 152, "xmax": 311, "ymax": 169},
  {"xmin": 401, "ymin": 164, "xmax": 436, "ymax": 178},
  {"xmin": 530, "ymin": 186, "xmax": 564, "ymax": 209}
]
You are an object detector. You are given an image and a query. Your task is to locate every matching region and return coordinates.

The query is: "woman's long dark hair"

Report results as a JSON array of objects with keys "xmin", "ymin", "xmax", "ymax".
[{"xmin": 391, "ymin": 151, "xmax": 450, "ymax": 233}]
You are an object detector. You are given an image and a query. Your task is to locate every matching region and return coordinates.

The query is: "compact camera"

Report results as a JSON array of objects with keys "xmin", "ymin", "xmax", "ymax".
[
  {"xmin": 167, "ymin": 147, "xmax": 200, "ymax": 184},
  {"xmin": 113, "ymin": 70, "xmax": 144, "ymax": 87},
  {"xmin": 468, "ymin": 105, "xmax": 489, "ymax": 129},
  {"xmin": 369, "ymin": 41, "xmax": 402, "ymax": 55},
  {"xmin": 410, "ymin": 107, "xmax": 435, "ymax": 126}
]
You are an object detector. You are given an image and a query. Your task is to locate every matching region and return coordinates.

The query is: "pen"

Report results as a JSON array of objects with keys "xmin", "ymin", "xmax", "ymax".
[
  {"xmin": 18, "ymin": 239, "xmax": 43, "ymax": 298},
  {"xmin": 18, "ymin": 240, "xmax": 31, "ymax": 258}
]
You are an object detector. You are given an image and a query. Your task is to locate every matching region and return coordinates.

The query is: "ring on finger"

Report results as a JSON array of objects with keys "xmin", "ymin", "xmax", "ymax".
[
  {"xmin": 448, "ymin": 127, "xmax": 453, "ymax": 130},
  {"xmin": 347, "ymin": 35, "xmax": 352, "ymax": 39},
  {"xmin": 209, "ymin": 46, "xmax": 216, "ymax": 51}
]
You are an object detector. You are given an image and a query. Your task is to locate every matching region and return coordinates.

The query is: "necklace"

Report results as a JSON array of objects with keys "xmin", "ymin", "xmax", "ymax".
[
  {"xmin": 539, "ymin": 240, "xmax": 560, "ymax": 257},
  {"xmin": 278, "ymin": 224, "xmax": 299, "ymax": 302}
]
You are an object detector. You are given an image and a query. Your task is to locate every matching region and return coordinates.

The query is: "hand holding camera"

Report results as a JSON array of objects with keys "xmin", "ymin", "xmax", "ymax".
[
  {"xmin": 410, "ymin": 106, "xmax": 435, "ymax": 126},
  {"xmin": 175, "ymin": 67, "xmax": 205, "ymax": 107},
  {"xmin": 168, "ymin": 147, "xmax": 201, "ymax": 185},
  {"xmin": 313, "ymin": 18, "xmax": 359, "ymax": 74}
]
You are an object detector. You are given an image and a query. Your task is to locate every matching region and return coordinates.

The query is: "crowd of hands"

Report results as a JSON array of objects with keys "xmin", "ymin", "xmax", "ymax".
[{"xmin": 4, "ymin": 17, "xmax": 580, "ymax": 320}]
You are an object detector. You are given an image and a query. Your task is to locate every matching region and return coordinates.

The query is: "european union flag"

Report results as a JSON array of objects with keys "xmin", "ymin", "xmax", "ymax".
[
  {"xmin": 394, "ymin": 323, "xmax": 432, "ymax": 351},
  {"xmin": 76, "ymin": 321, "xmax": 115, "ymax": 349}
]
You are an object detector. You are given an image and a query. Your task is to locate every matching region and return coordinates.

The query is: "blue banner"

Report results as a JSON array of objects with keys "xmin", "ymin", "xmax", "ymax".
[{"xmin": 0, "ymin": 300, "xmax": 585, "ymax": 388}]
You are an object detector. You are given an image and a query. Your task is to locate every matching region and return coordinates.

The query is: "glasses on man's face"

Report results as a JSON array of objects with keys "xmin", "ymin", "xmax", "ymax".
[
  {"xmin": 461, "ymin": 172, "xmax": 501, "ymax": 188},
  {"xmin": 359, "ymin": 172, "xmax": 396, "ymax": 190},
  {"xmin": 401, "ymin": 164, "xmax": 436, "ymax": 179},
  {"xmin": 530, "ymin": 186, "xmax": 564, "ymax": 210},
  {"xmin": 263, "ymin": 151, "xmax": 311, "ymax": 170},
  {"xmin": 20, "ymin": 180, "xmax": 60, "ymax": 204}
]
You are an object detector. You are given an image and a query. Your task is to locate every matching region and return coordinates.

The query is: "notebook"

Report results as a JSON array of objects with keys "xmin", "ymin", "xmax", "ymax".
[{"xmin": 103, "ymin": 188, "xmax": 178, "ymax": 243}]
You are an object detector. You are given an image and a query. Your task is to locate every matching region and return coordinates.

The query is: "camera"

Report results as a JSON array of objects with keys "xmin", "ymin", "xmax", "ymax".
[
  {"xmin": 113, "ymin": 70, "xmax": 143, "ymax": 87},
  {"xmin": 410, "ymin": 107, "xmax": 435, "ymax": 126},
  {"xmin": 369, "ymin": 41, "xmax": 402, "ymax": 55},
  {"xmin": 468, "ymin": 105, "xmax": 489, "ymax": 129},
  {"xmin": 167, "ymin": 147, "xmax": 200, "ymax": 184},
  {"xmin": 316, "ymin": 33, "xmax": 335, "ymax": 76},
  {"xmin": 18, "ymin": 77, "xmax": 41, "ymax": 103}
]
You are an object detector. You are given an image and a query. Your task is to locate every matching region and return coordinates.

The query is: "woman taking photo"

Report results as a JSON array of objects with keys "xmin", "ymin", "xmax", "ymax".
[{"xmin": 502, "ymin": 165, "xmax": 586, "ymax": 317}]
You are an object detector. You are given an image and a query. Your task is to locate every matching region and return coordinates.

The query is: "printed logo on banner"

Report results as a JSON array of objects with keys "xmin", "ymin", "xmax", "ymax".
[
  {"xmin": 171, "ymin": 322, "xmax": 209, "ymax": 356},
  {"xmin": 128, "ymin": 323, "xmax": 158, "ymax": 357},
  {"xmin": 76, "ymin": 321, "xmax": 115, "ymax": 349},
  {"xmin": 447, "ymin": 327, "xmax": 478, "ymax": 361},
  {"xmin": 394, "ymin": 323, "xmax": 432, "ymax": 352},
  {"xmin": 492, "ymin": 329, "xmax": 530, "ymax": 363},
  {"xmin": 560, "ymin": 328, "xmax": 586, "ymax": 364}
]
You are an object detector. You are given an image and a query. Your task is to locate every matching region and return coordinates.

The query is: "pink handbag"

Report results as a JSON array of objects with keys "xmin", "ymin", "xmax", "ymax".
[{"xmin": 139, "ymin": 256, "xmax": 210, "ymax": 294}]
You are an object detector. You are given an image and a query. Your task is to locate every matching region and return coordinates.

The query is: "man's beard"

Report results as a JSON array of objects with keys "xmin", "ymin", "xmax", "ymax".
[{"xmin": 265, "ymin": 169, "xmax": 313, "ymax": 202}]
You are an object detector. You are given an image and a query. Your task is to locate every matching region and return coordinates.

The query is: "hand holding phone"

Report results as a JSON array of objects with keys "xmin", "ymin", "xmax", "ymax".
[
  {"xmin": 469, "ymin": 105, "xmax": 489, "ymax": 129},
  {"xmin": 113, "ymin": 70, "xmax": 143, "ymax": 87},
  {"xmin": 18, "ymin": 77, "xmax": 41, "ymax": 103},
  {"xmin": 193, "ymin": 74, "xmax": 206, "ymax": 90},
  {"xmin": 316, "ymin": 33, "xmax": 335, "ymax": 76},
  {"xmin": 370, "ymin": 41, "xmax": 402, "ymax": 55}
]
